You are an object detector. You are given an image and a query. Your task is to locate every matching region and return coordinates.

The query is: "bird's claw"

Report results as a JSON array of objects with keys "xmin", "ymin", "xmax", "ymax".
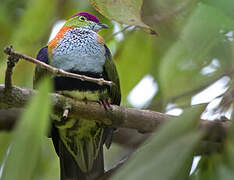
[{"xmin": 100, "ymin": 99, "xmax": 112, "ymax": 111}]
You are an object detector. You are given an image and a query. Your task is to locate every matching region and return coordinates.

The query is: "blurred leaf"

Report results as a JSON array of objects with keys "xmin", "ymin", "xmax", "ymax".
[
  {"xmin": 195, "ymin": 154, "xmax": 234, "ymax": 180},
  {"xmin": 0, "ymin": 6, "xmax": 12, "ymax": 52},
  {"xmin": 217, "ymin": 107, "xmax": 234, "ymax": 172},
  {"xmin": 142, "ymin": 0, "xmax": 200, "ymax": 110},
  {"xmin": 10, "ymin": 0, "xmax": 56, "ymax": 87},
  {"xmin": 111, "ymin": 106, "xmax": 203, "ymax": 180},
  {"xmin": 0, "ymin": 0, "xmax": 28, "ymax": 43},
  {"xmin": 194, "ymin": 155, "xmax": 217, "ymax": 180},
  {"xmin": 1, "ymin": 78, "xmax": 52, "ymax": 180},
  {"xmin": 0, "ymin": 63, "xmax": 6, "ymax": 84},
  {"xmin": 214, "ymin": 165, "xmax": 234, "ymax": 180},
  {"xmin": 194, "ymin": 96, "xmax": 234, "ymax": 180},
  {"xmin": 89, "ymin": 0, "xmax": 156, "ymax": 34},
  {"xmin": 159, "ymin": 3, "xmax": 234, "ymax": 104},
  {"xmin": 35, "ymin": 139, "xmax": 59, "ymax": 180},
  {"xmin": 104, "ymin": 142, "xmax": 129, "ymax": 170},
  {"xmin": 11, "ymin": 0, "xmax": 56, "ymax": 52},
  {"xmin": 113, "ymin": 32, "xmax": 155, "ymax": 102},
  {"xmin": 0, "ymin": 132, "xmax": 11, "ymax": 164},
  {"xmin": 202, "ymin": 0, "xmax": 234, "ymax": 19}
]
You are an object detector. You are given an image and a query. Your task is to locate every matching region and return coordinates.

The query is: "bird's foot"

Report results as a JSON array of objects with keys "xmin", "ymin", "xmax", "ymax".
[{"xmin": 99, "ymin": 99, "xmax": 112, "ymax": 111}]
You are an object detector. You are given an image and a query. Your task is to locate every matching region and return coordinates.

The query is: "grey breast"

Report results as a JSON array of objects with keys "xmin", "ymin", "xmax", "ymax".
[{"xmin": 51, "ymin": 28, "xmax": 106, "ymax": 73}]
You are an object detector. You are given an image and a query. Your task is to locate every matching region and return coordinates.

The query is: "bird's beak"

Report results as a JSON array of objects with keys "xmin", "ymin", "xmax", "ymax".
[
  {"xmin": 94, "ymin": 23, "xmax": 109, "ymax": 32},
  {"xmin": 98, "ymin": 22, "xmax": 109, "ymax": 29}
]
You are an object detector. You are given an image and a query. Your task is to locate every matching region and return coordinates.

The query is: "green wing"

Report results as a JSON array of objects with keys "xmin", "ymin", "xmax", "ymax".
[{"xmin": 103, "ymin": 44, "xmax": 121, "ymax": 105}]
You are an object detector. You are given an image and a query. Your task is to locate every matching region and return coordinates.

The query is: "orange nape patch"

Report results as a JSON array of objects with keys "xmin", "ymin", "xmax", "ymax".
[
  {"xmin": 48, "ymin": 26, "xmax": 74, "ymax": 54},
  {"xmin": 97, "ymin": 34, "xmax": 105, "ymax": 45}
]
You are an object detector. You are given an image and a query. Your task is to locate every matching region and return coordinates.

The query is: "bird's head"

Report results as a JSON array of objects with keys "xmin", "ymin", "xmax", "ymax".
[{"xmin": 64, "ymin": 12, "xmax": 108, "ymax": 32}]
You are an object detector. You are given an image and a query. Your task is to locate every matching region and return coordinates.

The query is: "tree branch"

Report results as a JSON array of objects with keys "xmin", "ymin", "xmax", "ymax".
[
  {"xmin": 113, "ymin": 128, "xmax": 223, "ymax": 156},
  {"xmin": 0, "ymin": 108, "xmax": 23, "ymax": 130},
  {"xmin": 0, "ymin": 84, "xmax": 230, "ymax": 144},
  {"xmin": 3, "ymin": 46, "xmax": 114, "ymax": 86},
  {"xmin": 4, "ymin": 46, "xmax": 19, "ymax": 92}
]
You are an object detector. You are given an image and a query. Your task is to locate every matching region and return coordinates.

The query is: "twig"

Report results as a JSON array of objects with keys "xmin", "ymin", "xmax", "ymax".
[
  {"xmin": 4, "ymin": 46, "xmax": 19, "ymax": 92},
  {"xmin": 106, "ymin": 25, "xmax": 133, "ymax": 42},
  {"xmin": 3, "ymin": 46, "xmax": 114, "ymax": 87}
]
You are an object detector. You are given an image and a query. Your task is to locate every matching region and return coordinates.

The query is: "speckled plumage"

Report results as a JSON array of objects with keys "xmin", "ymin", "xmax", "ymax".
[
  {"xmin": 49, "ymin": 26, "xmax": 108, "ymax": 177},
  {"xmin": 51, "ymin": 28, "xmax": 106, "ymax": 73}
]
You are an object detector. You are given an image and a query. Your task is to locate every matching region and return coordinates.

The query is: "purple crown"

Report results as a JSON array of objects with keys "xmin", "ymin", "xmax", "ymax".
[{"xmin": 71, "ymin": 12, "xmax": 99, "ymax": 23}]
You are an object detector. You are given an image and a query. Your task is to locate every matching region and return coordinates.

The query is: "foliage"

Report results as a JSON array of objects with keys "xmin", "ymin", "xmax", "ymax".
[
  {"xmin": 0, "ymin": 0, "xmax": 234, "ymax": 179},
  {"xmin": 112, "ymin": 106, "xmax": 203, "ymax": 180},
  {"xmin": 1, "ymin": 78, "xmax": 52, "ymax": 180},
  {"xmin": 89, "ymin": 0, "xmax": 156, "ymax": 34}
]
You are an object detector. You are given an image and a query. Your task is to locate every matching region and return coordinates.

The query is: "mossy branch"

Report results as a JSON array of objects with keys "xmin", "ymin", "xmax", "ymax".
[{"xmin": 0, "ymin": 84, "xmax": 230, "ymax": 144}]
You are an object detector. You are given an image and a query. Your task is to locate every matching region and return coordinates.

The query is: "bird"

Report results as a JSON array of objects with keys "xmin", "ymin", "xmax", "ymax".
[{"xmin": 33, "ymin": 12, "xmax": 121, "ymax": 180}]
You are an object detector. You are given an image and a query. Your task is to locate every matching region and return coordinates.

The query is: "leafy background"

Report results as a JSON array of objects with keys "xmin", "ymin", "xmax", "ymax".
[{"xmin": 0, "ymin": 0, "xmax": 234, "ymax": 179}]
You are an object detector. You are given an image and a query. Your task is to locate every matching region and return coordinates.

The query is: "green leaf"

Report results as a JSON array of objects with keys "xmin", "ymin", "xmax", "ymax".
[
  {"xmin": 11, "ymin": 0, "xmax": 56, "ymax": 52},
  {"xmin": 202, "ymin": 0, "xmax": 234, "ymax": 19},
  {"xmin": 89, "ymin": 0, "xmax": 156, "ymax": 34},
  {"xmin": 111, "ymin": 106, "xmax": 203, "ymax": 180},
  {"xmin": 34, "ymin": 139, "xmax": 60, "ymax": 180},
  {"xmin": 113, "ymin": 32, "xmax": 155, "ymax": 102},
  {"xmin": 159, "ymin": 3, "xmax": 234, "ymax": 103},
  {"xmin": 194, "ymin": 155, "xmax": 217, "ymax": 180},
  {"xmin": 0, "ymin": 132, "xmax": 12, "ymax": 165},
  {"xmin": 214, "ymin": 164, "xmax": 234, "ymax": 180},
  {"xmin": 194, "ymin": 99, "xmax": 234, "ymax": 180},
  {"xmin": 10, "ymin": 0, "xmax": 56, "ymax": 88},
  {"xmin": 1, "ymin": 78, "xmax": 52, "ymax": 180}
]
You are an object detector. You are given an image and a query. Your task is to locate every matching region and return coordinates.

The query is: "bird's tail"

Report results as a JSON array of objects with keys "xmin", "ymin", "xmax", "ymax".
[
  {"xmin": 51, "ymin": 126, "xmax": 105, "ymax": 180},
  {"xmin": 59, "ymin": 139, "xmax": 104, "ymax": 180}
]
